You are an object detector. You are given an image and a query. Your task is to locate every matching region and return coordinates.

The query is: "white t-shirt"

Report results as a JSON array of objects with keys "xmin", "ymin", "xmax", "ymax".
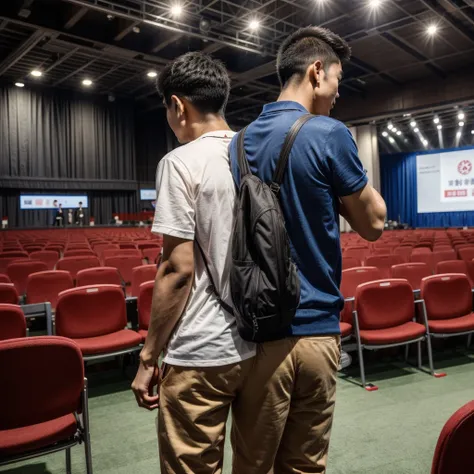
[{"xmin": 152, "ymin": 130, "xmax": 256, "ymax": 367}]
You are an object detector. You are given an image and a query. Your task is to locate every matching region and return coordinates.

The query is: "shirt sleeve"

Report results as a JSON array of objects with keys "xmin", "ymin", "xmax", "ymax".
[
  {"xmin": 152, "ymin": 154, "xmax": 196, "ymax": 240},
  {"xmin": 325, "ymin": 123, "xmax": 368, "ymax": 197}
]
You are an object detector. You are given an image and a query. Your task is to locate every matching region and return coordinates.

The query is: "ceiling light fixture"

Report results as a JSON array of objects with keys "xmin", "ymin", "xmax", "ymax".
[
  {"xmin": 471, "ymin": 130, "xmax": 474, "ymax": 135},
  {"xmin": 427, "ymin": 24, "xmax": 438, "ymax": 36},
  {"xmin": 396, "ymin": 130, "xmax": 402, "ymax": 136},
  {"xmin": 369, "ymin": 0, "xmax": 382, "ymax": 8},
  {"xmin": 382, "ymin": 131, "xmax": 388, "ymax": 137},
  {"xmin": 437, "ymin": 124, "xmax": 442, "ymax": 130},
  {"xmin": 170, "ymin": 4, "xmax": 183, "ymax": 16},
  {"xmin": 423, "ymin": 139, "xmax": 429, "ymax": 146},
  {"xmin": 456, "ymin": 131, "xmax": 462, "ymax": 138},
  {"xmin": 433, "ymin": 117, "xmax": 440, "ymax": 124},
  {"xmin": 15, "ymin": 82, "xmax": 25, "ymax": 88},
  {"xmin": 414, "ymin": 128, "xmax": 419, "ymax": 133},
  {"xmin": 387, "ymin": 123, "xmax": 394, "ymax": 130},
  {"xmin": 388, "ymin": 137, "xmax": 395, "ymax": 144},
  {"xmin": 249, "ymin": 19, "xmax": 260, "ymax": 31},
  {"xmin": 410, "ymin": 121, "xmax": 417, "ymax": 128},
  {"xmin": 392, "ymin": 127, "xmax": 398, "ymax": 133},
  {"xmin": 458, "ymin": 112, "xmax": 465, "ymax": 120},
  {"xmin": 82, "ymin": 79, "xmax": 93, "ymax": 87},
  {"xmin": 459, "ymin": 121, "xmax": 465, "ymax": 127},
  {"xmin": 147, "ymin": 70, "xmax": 157, "ymax": 78},
  {"xmin": 31, "ymin": 70, "xmax": 42, "ymax": 77}
]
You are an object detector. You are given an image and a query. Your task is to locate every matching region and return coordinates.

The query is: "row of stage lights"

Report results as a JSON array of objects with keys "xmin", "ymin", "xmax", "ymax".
[{"xmin": 382, "ymin": 111, "xmax": 474, "ymax": 148}]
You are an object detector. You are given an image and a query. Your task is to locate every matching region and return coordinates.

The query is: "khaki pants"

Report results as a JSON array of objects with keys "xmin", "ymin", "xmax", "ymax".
[
  {"xmin": 232, "ymin": 336, "xmax": 340, "ymax": 474},
  {"xmin": 158, "ymin": 359, "xmax": 254, "ymax": 474}
]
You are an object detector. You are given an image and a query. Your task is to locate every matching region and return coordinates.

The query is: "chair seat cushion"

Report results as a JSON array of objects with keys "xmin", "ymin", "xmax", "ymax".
[
  {"xmin": 138, "ymin": 329, "xmax": 148, "ymax": 342},
  {"xmin": 0, "ymin": 414, "xmax": 77, "ymax": 456},
  {"xmin": 359, "ymin": 321, "xmax": 426, "ymax": 345},
  {"xmin": 74, "ymin": 329, "xmax": 142, "ymax": 355},
  {"xmin": 429, "ymin": 313, "xmax": 474, "ymax": 334},
  {"xmin": 340, "ymin": 322, "xmax": 352, "ymax": 338}
]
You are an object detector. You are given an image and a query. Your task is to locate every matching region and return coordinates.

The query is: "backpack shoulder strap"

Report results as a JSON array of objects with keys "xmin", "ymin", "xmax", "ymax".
[
  {"xmin": 271, "ymin": 114, "xmax": 313, "ymax": 191},
  {"xmin": 236, "ymin": 125, "xmax": 251, "ymax": 178}
]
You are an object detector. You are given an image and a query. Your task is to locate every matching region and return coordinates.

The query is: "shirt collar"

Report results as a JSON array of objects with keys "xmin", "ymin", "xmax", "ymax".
[
  {"xmin": 261, "ymin": 101, "xmax": 309, "ymax": 114},
  {"xmin": 198, "ymin": 130, "xmax": 235, "ymax": 140}
]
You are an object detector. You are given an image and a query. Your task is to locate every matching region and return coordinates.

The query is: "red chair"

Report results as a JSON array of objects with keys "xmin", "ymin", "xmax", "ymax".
[
  {"xmin": 0, "ymin": 274, "xmax": 11, "ymax": 284},
  {"xmin": 119, "ymin": 243, "xmax": 137, "ymax": 250},
  {"xmin": 344, "ymin": 247, "xmax": 371, "ymax": 261},
  {"xmin": 142, "ymin": 247, "xmax": 161, "ymax": 265},
  {"xmin": 391, "ymin": 263, "xmax": 432, "ymax": 292},
  {"xmin": 432, "ymin": 400, "xmax": 474, "ymax": 474},
  {"xmin": 0, "ymin": 251, "xmax": 29, "ymax": 259},
  {"xmin": 0, "ymin": 284, "xmax": 19, "ymax": 305},
  {"xmin": 342, "ymin": 257, "xmax": 362, "ymax": 271},
  {"xmin": 57, "ymin": 256, "xmax": 101, "ymax": 279},
  {"xmin": 131, "ymin": 265, "xmax": 157, "ymax": 298},
  {"xmin": 102, "ymin": 249, "xmax": 141, "ymax": 261},
  {"xmin": 340, "ymin": 267, "xmax": 383, "ymax": 340},
  {"xmin": 137, "ymin": 281, "xmax": 154, "ymax": 342},
  {"xmin": 76, "ymin": 267, "xmax": 122, "ymax": 287},
  {"xmin": 365, "ymin": 255, "xmax": 403, "ymax": 278},
  {"xmin": 29, "ymin": 251, "xmax": 59, "ymax": 271},
  {"xmin": 0, "ymin": 336, "xmax": 92, "ymax": 473},
  {"xmin": 393, "ymin": 246, "xmax": 412, "ymax": 263},
  {"xmin": 412, "ymin": 247, "xmax": 432, "ymax": 255},
  {"xmin": 63, "ymin": 249, "xmax": 96, "ymax": 258},
  {"xmin": 0, "ymin": 304, "xmax": 26, "ymax": 340},
  {"xmin": 0, "ymin": 257, "xmax": 30, "ymax": 275},
  {"xmin": 459, "ymin": 248, "xmax": 474, "ymax": 263},
  {"xmin": 26, "ymin": 271, "xmax": 74, "ymax": 310},
  {"xmin": 137, "ymin": 243, "xmax": 160, "ymax": 251},
  {"xmin": 411, "ymin": 252, "xmax": 435, "ymax": 272},
  {"xmin": 55, "ymin": 285, "xmax": 142, "ymax": 359},
  {"xmin": 104, "ymin": 256, "xmax": 143, "ymax": 286},
  {"xmin": 23, "ymin": 245, "xmax": 44, "ymax": 254},
  {"xmin": 353, "ymin": 279, "xmax": 435, "ymax": 390},
  {"xmin": 432, "ymin": 250, "xmax": 457, "ymax": 268},
  {"xmin": 6, "ymin": 260, "xmax": 49, "ymax": 296},
  {"xmin": 421, "ymin": 274, "xmax": 474, "ymax": 343},
  {"xmin": 436, "ymin": 261, "xmax": 474, "ymax": 287}
]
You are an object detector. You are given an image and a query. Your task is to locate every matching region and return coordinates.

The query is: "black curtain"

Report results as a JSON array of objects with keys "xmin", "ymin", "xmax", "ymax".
[
  {"xmin": 0, "ymin": 85, "xmax": 136, "ymax": 189},
  {"xmin": 89, "ymin": 191, "xmax": 139, "ymax": 224}
]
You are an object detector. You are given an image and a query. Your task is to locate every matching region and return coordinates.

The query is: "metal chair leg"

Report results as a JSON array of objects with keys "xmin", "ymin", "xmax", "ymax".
[
  {"xmin": 468, "ymin": 333, "xmax": 472, "ymax": 348},
  {"xmin": 426, "ymin": 336, "xmax": 435, "ymax": 376},
  {"xmin": 82, "ymin": 378, "xmax": 94, "ymax": 474},
  {"xmin": 405, "ymin": 344, "xmax": 410, "ymax": 362},
  {"xmin": 66, "ymin": 447, "xmax": 72, "ymax": 474},
  {"xmin": 417, "ymin": 341, "xmax": 422, "ymax": 369},
  {"xmin": 356, "ymin": 340, "xmax": 366, "ymax": 388}
]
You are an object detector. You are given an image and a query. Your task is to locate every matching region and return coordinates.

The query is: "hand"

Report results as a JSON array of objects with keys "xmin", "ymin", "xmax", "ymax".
[{"xmin": 131, "ymin": 358, "xmax": 160, "ymax": 411}]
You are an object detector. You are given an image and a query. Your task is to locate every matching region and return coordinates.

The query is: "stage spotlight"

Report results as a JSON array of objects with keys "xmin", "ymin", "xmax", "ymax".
[
  {"xmin": 392, "ymin": 127, "xmax": 398, "ymax": 133},
  {"xmin": 387, "ymin": 123, "xmax": 394, "ymax": 130},
  {"xmin": 388, "ymin": 137, "xmax": 395, "ymax": 144},
  {"xmin": 433, "ymin": 117, "xmax": 439, "ymax": 124},
  {"xmin": 147, "ymin": 70, "xmax": 157, "ymax": 78},
  {"xmin": 437, "ymin": 125, "xmax": 442, "ymax": 130},
  {"xmin": 410, "ymin": 120, "xmax": 417, "ymax": 128},
  {"xmin": 414, "ymin": 128, "xmax": 419, "ymax": 133},
  {"xmin": 459, "ymin": 121, "xmax": 465, "ymax": 127},
  {"xmin": 369, "ymin": 0, "xmax": 382, "ymax": 8},
  {"xmin": 171, "ymin": 4, "xmax": 183, "ymax": 17},
  {"xmin": 249, "ymin": 19, "xmax": 260, "ymax": 31},
  {"xmin": 15, "ymin": 82, "xmax": 25, "ymax": 88},
  {"xmin": 382, "ymin": 131, "xmax": 388, "ymax": 137},
  {"xmin": 427, "ymin": 24, "xmax": 438, "ymax": 36},
  {"xmin": 31, "ymin": 70, "xmax": 42, "ymax": 77},
  {"xmin": 423, "ymin": 139, "xmax": 429, "ymax": 146},
  {"xmin": 396, "ymin": 130, "xmax": 402, "ymax": 136},
  {"xmin": 458, "ymin": 112, "xmax": 465, "ymax": 120},
  {"xmin": 82, "ymin": 78, "xmax": 93, "ymax": 87}
]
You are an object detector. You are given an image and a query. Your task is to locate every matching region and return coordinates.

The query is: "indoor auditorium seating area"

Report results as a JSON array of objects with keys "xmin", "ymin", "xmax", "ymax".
[{"xmin": 2, "ymin": 0, "xmax": 474, "ymax": 473}]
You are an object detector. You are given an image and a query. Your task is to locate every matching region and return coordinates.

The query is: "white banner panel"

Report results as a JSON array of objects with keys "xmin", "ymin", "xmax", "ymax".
[{"xmin": 20, "ymin": 195, "xmax": 89, "ymax": 210}]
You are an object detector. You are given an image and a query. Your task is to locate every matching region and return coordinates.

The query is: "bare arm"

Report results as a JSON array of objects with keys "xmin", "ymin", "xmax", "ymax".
[
  {"xmin": 340, "ymin": 184, "xmax": 387, "ymax": 242},
  {"xmin": 131, "ymin": 235, "xmax": 194, "ymax": 410}
]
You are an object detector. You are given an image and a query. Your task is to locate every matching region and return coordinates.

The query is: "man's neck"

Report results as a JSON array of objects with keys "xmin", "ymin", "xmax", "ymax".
[
  {"xmin": 277, "ymin": 87, "xmax": 313, "ymax": 114},
  {"xmin": 188, "ymin": 115, "xmax": 232, "ymax": 141}
]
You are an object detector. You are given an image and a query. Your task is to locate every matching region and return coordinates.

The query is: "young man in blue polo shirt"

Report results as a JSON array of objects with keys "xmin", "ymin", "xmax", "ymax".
[{"xmin": 230, "ymin": 27, "xmax": 386, "ymax": 473}]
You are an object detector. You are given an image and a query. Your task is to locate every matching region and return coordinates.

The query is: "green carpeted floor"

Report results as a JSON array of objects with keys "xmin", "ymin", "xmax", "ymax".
[{"xmin": 2, "ymin": 349, "xmax": 474, "ymax": 474}]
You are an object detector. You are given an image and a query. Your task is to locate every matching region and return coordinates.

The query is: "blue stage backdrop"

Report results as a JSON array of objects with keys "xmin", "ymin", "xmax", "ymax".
[{"xmin": 380, "ymin": 146, "xmax": 474, "ymax": 228}]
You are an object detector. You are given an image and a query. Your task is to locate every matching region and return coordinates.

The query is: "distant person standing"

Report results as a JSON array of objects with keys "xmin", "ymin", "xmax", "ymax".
[
  {"xmin": 54, "ymin": 203, "xmax": 64, "ymax": 227},
  {"xmin": 67, "ymin": 209, "xmax": 74, "ymax": 226},
  {"xmin": 50, "ymin": 199, "xmax": 58, "ymax": 226},
  {"xmin": 75, "ymin": 202, "xmax": 85, "ymax": 226}
]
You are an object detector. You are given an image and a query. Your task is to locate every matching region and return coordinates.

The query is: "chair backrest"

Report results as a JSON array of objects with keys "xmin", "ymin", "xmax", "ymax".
[
  {"xmin": 76, "ymin": 266, "xmax": 122, "ymax": 287},
  {"xmin": 0, "ymin": 336, "xmax": 84, "ymax": 430},
  {"xmin": 393, "ymin": 246, "xmax": 412, "ymax": 263},
  {"xmin": 131, "ymin": 265, "xmax": 157, "ymax": 297},
  {"xmin": 7, "ymin": 260, "xmax": 49, "ymax": 295},
  {"xmin": 412, "ymin": 247, "xmax": 432, "ymax": 254},
  {"xmin": 137, "ymin": 243, "xmax": 160, "ymax": 251},
  {"xmin": 26, "ymin": 270, "xmax": 74, "ymax": 309},
  {"xmin": 56, "ymin": 256, "xmax": 101, "ymax": 279},
  {"xmin": 142, "ymin": 247, "xmax": 161, "ymax": 264},
  {"xmin": 0, "ymin": 283, "xmax": 19, "ymax": 304},
  {"xmin": 55, "ymin": 284, "xmax": 127, "ymax": 338},
  {"xmin": 104, "ymin": 256, "xmax": 143, "ymax": 284},
  {"xmin": 340, "ymin": 267, "xmax": 383, "ymax": 324},
  {"xmin": 458, "ymin": 248, "xmax": 474, "ymax": 263},
  {"xmin": 138, "ymin": 281, "xmax": 154, "ymax": 330},
  {"xmin": 355, "ymin": 279, "xmax": 415, "ymax": 330},
  {"xmin": 365, "ymin": 255, "xmax": 403, "ymax": 278},
  {"xmin": 410, "ymin": 252, "xmax": 435, "ymax": 272},
  {"xmin": 102, "ymin": 249, "xmax": 141, "ymax": 260},
  {"xmin": 63, "ymin": 249, "xmax": 96, "ymax": 258},
  {"xmin": 0, "ymin": 251, "xmax": 29, "ymax": 259},
  {"xmin": 436, "ymin": 260, "xmax": 470, "ymax": 280},
  {"xmin": 421, "ymin": 274, "xmax": 472, "ymax": 321},
  {"xmin": 390, "ymin": 263, "xmax": 432, "ymax": 291},
  {"xmin": 432, "ymin": 250, "xmax": 457, "ymax": 267},
  {"xmin": 342, "ymin": 257, "xmax": 362, "ymax": 271},
  {"xmin": 0, "ymin": 304, "xmax": 26, "ymax": 340},
  {"xmin": 29, "ymin": 250, "xmax": 59, "ymax": 271},
  {"xmin": 119, "ymin": 242, "xmax": 137, "ymax": 249},
  {"xmin": 0, "ymin": 273, "xmax": 11, "ymax": 284},
  {"xmin": 432, "ymin": 400, "xmax": 474, "ymax": 474},
  {"xmin": 0, "ymin": 257, "xmax": 30, "ymax": 274},
  {"xmin": 344, "ymin": 247, "xmax": 371, "ymax": 261}
]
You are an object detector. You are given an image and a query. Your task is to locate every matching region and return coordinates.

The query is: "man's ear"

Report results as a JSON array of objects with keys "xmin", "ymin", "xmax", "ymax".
[
  {"xmin": 171, "ymin": 95, "xmax": 185, "ymax": 117},
  {"xmin": 310, "ymin": 60, "xmax": 324, "ymax": 88}
]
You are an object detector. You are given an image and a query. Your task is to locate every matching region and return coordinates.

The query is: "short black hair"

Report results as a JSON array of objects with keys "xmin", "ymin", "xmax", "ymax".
[
  {"xmin": 157, "ymin": 52, "xmax": 231, "ymax": 115},
  {"xmin": 53, "ymin": 200, "xmax": 57, "ymax": 203},
  {"xmin": 78, "ymin": 201, "xmax": 82, "ymax": 205},
  {"xmin": 277, "ymin": 26, "xmax": 351, "ymax": 88}
]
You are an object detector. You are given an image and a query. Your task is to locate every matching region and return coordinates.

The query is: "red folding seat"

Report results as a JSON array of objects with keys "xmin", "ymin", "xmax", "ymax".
[
  {"xmin": 344, "ymin": 246, "xmax": 370, "ymax": 261},
  {"xmin": 76, "ymin": 267, "xmax": 122, "ymax": 287},
  {"xmin": 137, "ymin": 281, "xmax": 154, "ymax": 342},
  {"xmin": 410, "ymin": 252, "xmax": 435, "ymax": 272},
  {"xmin": 119, "ymin": 243, "xmax": 137, "ymax": 249},
  {"xmin": 421, "ymin": 274, "xmax": 474, "ymax": 340},
  {"xmin": 365, "ymin": 255, "xmax": 404, "ymax": 278},
  {"xmin": 0, "ymin": 257, "xmax": 30, "ymax": 275},
  {"xmin": 412, "ymin": 247, "xmax": 432, "ymax": 255},
  {"xmin": 29, "ymin": 251, "xmax": 59, "ymax": 271},
  {"xmin": 391, "ymin": 262, "xmax": 432, "ymax": 290},
  {"xmin": 142, "ymin": 247, "xmax": 161, "ymax": 265},
  {"xmin": 0, "ymin": 284, "xmax": 19, "ymax": 305},
  {"xmin": 459, "ymin": 247, "xmax": 474, "ymax": 263},
  {"xmin": 102, "ymin": 249, "xmax": 141, "ymax": 261},
  {"xmin": 436, "ymin": 261, "xmax": 474, "ymax": 287},
  {"xmin": 342, "ymin": 257, "xmax": 361, "ymax": 271},
  {"xmin": 7, "ymin": 261, "xmax": 48, "ymax": 296},
  {"xmin": 26, "ymin": 271, "xmax": 74, "ymax": 310},
  {"xmin": 137, "ymin": 242, "xmax": 160, "ymax": 251},
  {"xmin": 0, "ymin": 251, "xmax": 29, "ymax": 259},
  {"xmin": 57, "ymin": 256, "xmax": 101, "ymax": 279},
  {"xmin": 131, "ymin": 265, "xmax": 157, "ymax": 298},
  {"xmin": 432, "ymin": 400, "xmax": 474, "ymax": 474},
  {"xmin": 340, "ymin": 267, "xmax": 382, "ymax": 340},
  {"xmin": 55, "ymin": 285, "xmax": 142, "ymax": 358},
  {"xmin": 0, "ymin": 274, "xmax": 11, "ymax": 284},
  {"xmin": 354, "ymin": 279, "xmax": 435, "ymax": 390},
  {"xmin": 0, "ymin": 337, "xmax": 92, "ymax": 473},
  {"xmin": 104, "ymin": 256, "xmax": 143, "ymax": 286},
  {"xmin": 432, "ymin": 250, "xmax": 457, "ymax": 268},
  {"xmin": 0, "ymin": 304, "xmax": 26, "ymax": 340},
  {"xmin": 63, "ymin": 249, "xmax": 96, "ymax": 258},
  {"xmin": 393, "ymin": 246, "xmax": 412, "ymax": 263}
]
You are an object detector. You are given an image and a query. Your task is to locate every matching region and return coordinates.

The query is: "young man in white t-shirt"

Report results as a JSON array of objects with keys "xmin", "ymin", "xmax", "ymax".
[{"xmin": 131, "ymin": 52, "xmax": 255, "ymax": 474}]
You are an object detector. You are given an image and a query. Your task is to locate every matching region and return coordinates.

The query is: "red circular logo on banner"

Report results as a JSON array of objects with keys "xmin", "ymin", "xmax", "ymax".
[{"xmin": 458, "ymin": 160, "xmax": 472, "ymax": 175}]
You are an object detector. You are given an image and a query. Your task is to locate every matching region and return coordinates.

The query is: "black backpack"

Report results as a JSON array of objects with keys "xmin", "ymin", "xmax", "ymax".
[{"xmin": 228, "ymin": 114, "xmax": 313, "ymax": 342}]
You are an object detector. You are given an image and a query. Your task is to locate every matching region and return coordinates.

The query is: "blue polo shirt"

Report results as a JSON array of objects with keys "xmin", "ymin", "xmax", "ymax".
[{"xmin": 229, "ymin": 101, "xmax": 368, "ymax": 336}]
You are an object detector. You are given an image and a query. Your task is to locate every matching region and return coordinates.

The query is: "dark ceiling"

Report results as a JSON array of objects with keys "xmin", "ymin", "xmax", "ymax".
[{"xmin": 0, "ymin": 0, "xmax": 473, "ymax": 132}]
